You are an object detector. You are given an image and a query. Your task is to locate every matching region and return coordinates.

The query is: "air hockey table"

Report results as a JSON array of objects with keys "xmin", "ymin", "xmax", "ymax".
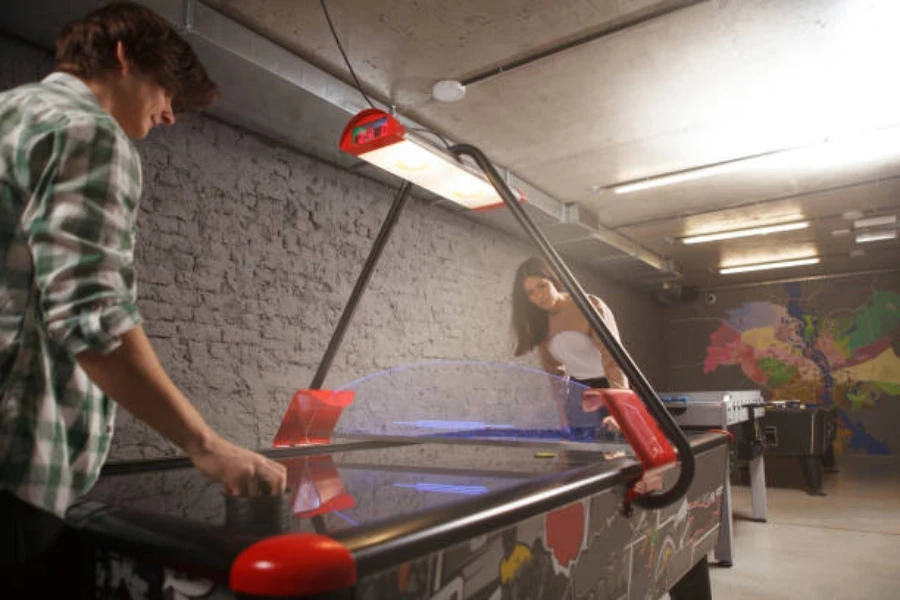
[
  {"xmin": 68, "ymin": 432, "xmax": 727, "ymax": 600},
  {"xmin": 64, "ymin": 138, "xmax": 731, "ymax": 600},
  {"xmin": 65, "ymin": 362, "xmax": 730, "ymax": 600}
]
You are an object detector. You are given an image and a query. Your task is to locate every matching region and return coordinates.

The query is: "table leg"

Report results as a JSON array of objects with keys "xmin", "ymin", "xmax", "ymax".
[
  {"xmin": 749, "ymin": 455, "xmax": 768, "ymax": 522},
  {"xmin": 714, "ymin": 452, "xmax": 734, "ymax": 567},
  {"xmin": 823, "ymin": 442, "xmax": 838, "ymax": 474},
  {"xmin": 714, "ymin": 468, "xmax": 734, "ymax": 567},
  {"xmin": 801, "ymin": 456, "xmax": 826, "ymax": 496},
  {"xmin": 670, "ymin": 558, "xmax": 712, "ymax": 600}
]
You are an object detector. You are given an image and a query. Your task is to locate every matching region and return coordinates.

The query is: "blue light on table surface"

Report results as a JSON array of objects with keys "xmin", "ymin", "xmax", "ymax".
[
  {"xmin": 331, "ymin": 510, "xmax": 359, "ymax": 526},
  {"xmin": 393, "ymin": 483, "xmax": 489, "ymax": 496},
  {"xmin": 394, "ymin": 420, "xmax": 516, "ymax": 430}
]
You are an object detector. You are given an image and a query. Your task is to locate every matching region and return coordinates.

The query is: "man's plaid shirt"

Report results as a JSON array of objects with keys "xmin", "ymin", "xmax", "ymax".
[{"xmin": 0, "ymin": 72, "xmax": 144, "ymax": 517}]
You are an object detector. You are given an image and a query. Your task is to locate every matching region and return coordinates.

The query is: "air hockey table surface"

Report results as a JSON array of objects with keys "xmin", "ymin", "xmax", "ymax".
[
  {"xmin": 67, "ymin": 362, "xmax": 729, "ymax": 599},
  {"xmin": 70, "ymin": 432, "xmax": 727, "ymax": 600}
]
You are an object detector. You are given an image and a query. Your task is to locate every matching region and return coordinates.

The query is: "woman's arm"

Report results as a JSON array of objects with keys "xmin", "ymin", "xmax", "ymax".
[
  {"xmin": 538, "ymin": 342, "xmax": 564, "ymax": 376},
  {"xmin": 538, "ymin": 343, "xmax": 569, "ymax": 427},
  {"xmin": 587, "ymin": 296, "xmax": 629, "ymax": 389}
]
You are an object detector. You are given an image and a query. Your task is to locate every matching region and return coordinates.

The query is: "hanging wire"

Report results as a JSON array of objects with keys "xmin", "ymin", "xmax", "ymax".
[
  {"xmin": 407, "ymin": 127, "xmax": 452, "ymax": 150},
  {"xmin": 319, "ymin": 0, "xmax": 458, "ymax": 155},
  {"xmin": 320, "ymin": 0, "xmax": 376, "ymax": 109}
]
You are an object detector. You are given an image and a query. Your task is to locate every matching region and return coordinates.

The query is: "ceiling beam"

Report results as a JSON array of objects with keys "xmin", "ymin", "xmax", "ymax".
[{"xmin": 459, "ymin": 0, "xmax": 709, "ymax": 87}]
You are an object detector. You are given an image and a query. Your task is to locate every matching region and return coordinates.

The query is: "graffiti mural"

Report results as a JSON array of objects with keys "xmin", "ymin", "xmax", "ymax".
[{"xmin": 701, "ymin": 282, "xmax": 900, "ymax": 454}]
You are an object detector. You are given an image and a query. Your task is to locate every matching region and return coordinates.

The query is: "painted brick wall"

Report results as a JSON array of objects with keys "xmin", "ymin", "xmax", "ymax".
[{"xmin": 1, "ymin": 35, "xmax": 668, "ymax": 460}]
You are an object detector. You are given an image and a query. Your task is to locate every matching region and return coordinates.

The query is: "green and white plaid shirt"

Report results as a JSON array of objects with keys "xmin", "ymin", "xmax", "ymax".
[{"xmin": 0, "ymin": 72, "xmax": 143, "ymax": 518}]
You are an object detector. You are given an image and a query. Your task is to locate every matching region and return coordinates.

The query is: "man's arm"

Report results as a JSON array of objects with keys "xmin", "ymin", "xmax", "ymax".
[
  {"xmin": 77, "ymin": 325, "xmax": 286, "ymax": 495},
  {"xmin": 24, "ymin": 120, "xmax": 283, "ymax": 496}
]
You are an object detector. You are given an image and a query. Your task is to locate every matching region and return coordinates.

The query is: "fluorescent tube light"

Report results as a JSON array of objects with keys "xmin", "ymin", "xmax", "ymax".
[
  {"xmin": 608, "ymin": 125, "xmax": 900, "ymax": 197},
  {"xmin": 855, "ymin": 230, "xmax": 897, "ymax": 244},
  {"xmin": 340, "ymin": 109, "xmax": 512, "ymax": 210},
  {"xmin": 853, "ymin": 215, "xmax": 896, "ymax": 229},
  {"xmin": 719, "ymin": 257, "xmax": 821, "ymax": 275},
  {"xmin": 682, "ymin": 221, "xmax": 809, "ymax": 244},
  {"xmin": 354, "ymin": 138, "xmax": 502, "ymax": 209},
  {"xmin": 612, "ymin": 163, "xmax": 735, "ymax": 195}
]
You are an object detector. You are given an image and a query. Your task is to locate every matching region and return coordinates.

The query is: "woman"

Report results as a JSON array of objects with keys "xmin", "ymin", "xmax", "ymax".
[{"xmin": 511, "ymin": 257, "xmax": 627, "ymax": 435}]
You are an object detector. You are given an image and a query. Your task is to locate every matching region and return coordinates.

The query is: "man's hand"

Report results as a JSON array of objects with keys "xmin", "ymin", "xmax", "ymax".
[
  {"xmin": 77, "ymin": 326, "xmax": 287, "ymax": 496},
  {"xmin": 189, "ymin": 435, "xmax": 287, "ymax": 496}
]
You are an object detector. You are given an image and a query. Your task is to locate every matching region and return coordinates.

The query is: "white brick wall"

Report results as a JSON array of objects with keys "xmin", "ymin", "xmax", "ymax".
[{"xmin": 1, "ymin": 35, "xmax": 668, "ymax": 460}]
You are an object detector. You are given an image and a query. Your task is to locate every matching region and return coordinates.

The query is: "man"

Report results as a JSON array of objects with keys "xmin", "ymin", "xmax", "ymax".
[{"xmin": 0, "ymin": 1, "xmax": 286, "ymax": 588}]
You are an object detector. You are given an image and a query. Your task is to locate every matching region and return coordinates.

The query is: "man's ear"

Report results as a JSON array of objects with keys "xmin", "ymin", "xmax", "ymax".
[{"xmin": 115, "ymin": 41, "xmax": 131, "ymax": 76}]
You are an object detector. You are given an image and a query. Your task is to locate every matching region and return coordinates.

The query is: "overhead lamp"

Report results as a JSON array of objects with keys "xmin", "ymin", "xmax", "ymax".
[
  {"xmin": 681, "ymin": 221, "xmax": 810, "ymax": 244},
  {"xmin": 853, "ymin": 214, "xmax": 896, "ymax": 229},
  {"xmin": 719, "ymin": 257, "xmax": 820, "ymax": 275},
  {"xmin": 607, "ymin": 124, "xmax": 900, "ymax": 196},
  {"xmin": 611, "ymin": 163, "xmax": 735, "ymax": 195},
  {"xmin": 339, "ymin": 109, "xmax": 516, "ymax": 211},
  {"xmin": 855, "ymin": 229, "xmax": 897, "ymax": 244}
]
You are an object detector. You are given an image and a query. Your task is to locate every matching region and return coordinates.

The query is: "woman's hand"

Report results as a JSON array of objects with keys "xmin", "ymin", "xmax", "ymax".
[
  {"xmin": 582, "ymin": 388, "xmax": 621, "ymax": 434},
  {"xmin": 581, "ymin": 388, "xmax": 605, "ymax": 412}
]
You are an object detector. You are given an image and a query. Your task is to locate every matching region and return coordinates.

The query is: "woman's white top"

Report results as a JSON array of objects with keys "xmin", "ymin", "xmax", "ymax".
[{"xmin": 547, "ymin": 330, "xmax": 605, "ymax": 380}]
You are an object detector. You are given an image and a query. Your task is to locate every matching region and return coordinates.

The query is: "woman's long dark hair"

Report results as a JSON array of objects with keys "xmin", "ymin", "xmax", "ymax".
[{"xmin": 511, "ymin": 257, "xmax": 562, "ymax": 356}]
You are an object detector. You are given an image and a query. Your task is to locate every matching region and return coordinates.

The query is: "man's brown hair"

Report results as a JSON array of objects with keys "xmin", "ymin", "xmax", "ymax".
[{"xmin": 55, "ymin": 1, "xmax": 218, "ymax": 113}]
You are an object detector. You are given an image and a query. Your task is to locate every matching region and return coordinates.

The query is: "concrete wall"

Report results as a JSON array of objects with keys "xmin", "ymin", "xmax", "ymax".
[
  {"xmin": 1, "ymin": 35, "xmax": 668, "ymax": 459},
  {"xmin": 667, "ymin": 272, "xmax": 900, "ymax": 455}
]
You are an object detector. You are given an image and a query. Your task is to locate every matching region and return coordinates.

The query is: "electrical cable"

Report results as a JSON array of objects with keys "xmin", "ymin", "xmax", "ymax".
[
  {"xmin": 408, "ymin": 127, "xmax": 452, "ymax": 150},
  {"xmin": 320, "ymin": 0, "xmax": 375, "ymax": 109},
  {"xmin": 320, "ymin": 1, "xmax": 458, "ymax": 158}
]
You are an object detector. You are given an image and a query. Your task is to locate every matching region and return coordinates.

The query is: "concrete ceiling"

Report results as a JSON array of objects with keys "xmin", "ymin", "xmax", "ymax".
[
  {"xmin": 204, "ymin": 0, "xmax": 900, "ymax": 289},
  {"xmin": 4, "ymin": 0, "xmax": 899, "ymax": 291}
]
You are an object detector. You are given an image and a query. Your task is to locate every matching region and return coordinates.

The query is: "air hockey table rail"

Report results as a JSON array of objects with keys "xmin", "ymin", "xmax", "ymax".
[{"xmin": 68, "ymin": 431, "xmax": 728, "ymax": 600}]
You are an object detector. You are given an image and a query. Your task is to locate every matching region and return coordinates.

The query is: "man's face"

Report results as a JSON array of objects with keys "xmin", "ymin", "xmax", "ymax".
[
  {"xmin": 105, "ymin": 42, "xmax": 175, "ymax": 140},
  {"xmin": 110, "ymin": 70, "xmax": 175, "ymax": 139}
]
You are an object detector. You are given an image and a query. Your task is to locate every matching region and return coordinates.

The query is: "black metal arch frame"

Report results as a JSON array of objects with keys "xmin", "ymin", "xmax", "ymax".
[{"xmin": 311, "ymin": 146, "xmax": 694, "ymax": 510}]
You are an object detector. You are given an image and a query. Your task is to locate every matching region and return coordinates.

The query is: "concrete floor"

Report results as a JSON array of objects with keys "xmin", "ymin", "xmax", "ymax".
[{"xmin": 704, "ymin": 455, "xmax": 900, "ymax": 600}]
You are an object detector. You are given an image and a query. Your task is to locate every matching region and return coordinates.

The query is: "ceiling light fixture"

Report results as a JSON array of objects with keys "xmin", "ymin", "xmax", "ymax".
[
  {"xmin": 612, "ymin": 163, "xmax": 735, "ymax": 194},
  {"xmin": 853, "ymin": 214, "xmax": 897, "ymax": 229},
  {"xmin": 608, "ymin": 125, "xmax": 900, "ymax": 196},
  {"xmin": 719, "ymin": 257, "xmax": 821, "ymax": 275},
  {"xmin": 855, "ymin": 229, "xmax": 898, "ymax": 244},
  {"xmin": 681, "ymin": 221, "xmax": 810, "ymax": 244},
  {"xmin": 339, "ymin": 109, "xmax": 516, "ymax": 211}
]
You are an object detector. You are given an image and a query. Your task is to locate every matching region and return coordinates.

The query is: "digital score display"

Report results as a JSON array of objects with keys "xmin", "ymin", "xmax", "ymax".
[{"xmin": 351, "ymin": 116, "xmax": 389, "ymax": 146}]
